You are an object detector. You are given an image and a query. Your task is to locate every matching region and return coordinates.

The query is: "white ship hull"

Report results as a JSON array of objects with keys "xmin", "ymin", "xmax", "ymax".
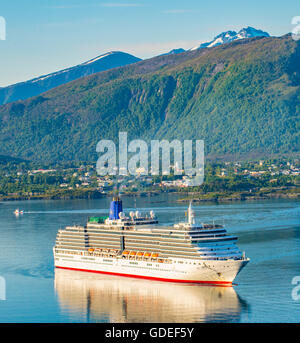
[{"xmin": 54, "ymin": 249, "xmax": 249, "ymax": 285}]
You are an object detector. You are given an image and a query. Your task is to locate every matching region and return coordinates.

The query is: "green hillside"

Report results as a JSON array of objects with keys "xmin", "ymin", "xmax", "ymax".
[{"xmin": 0, "ymin": 34, "xmax": 299, "ymax": 162}]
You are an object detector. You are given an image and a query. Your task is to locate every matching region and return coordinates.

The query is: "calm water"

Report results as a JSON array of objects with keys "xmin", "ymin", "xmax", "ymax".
[{"xmin": 0, "ymin": 194, "xmax": 299, "ymax": 323}]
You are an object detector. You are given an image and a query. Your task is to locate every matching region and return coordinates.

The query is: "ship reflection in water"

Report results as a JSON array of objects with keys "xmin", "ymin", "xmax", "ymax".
[{"xmin": 54, "ymin": 269, "xmax": 249, "ymax": 323}]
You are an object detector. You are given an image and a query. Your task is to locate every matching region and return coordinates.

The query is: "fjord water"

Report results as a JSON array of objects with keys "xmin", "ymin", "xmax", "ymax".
[{"xmin": 0, "ymin": 195, "xmax": 299, "ymax": 323}]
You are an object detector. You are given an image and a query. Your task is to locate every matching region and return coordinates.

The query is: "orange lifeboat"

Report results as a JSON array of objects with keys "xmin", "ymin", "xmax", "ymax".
[
  {"xmin": 129, "ymin": 251, "xmax": 137, "ymax": 256},
  {"xmin": 144, "ymin": 252, "xmax": 151, "ymax": 257},
  {"xmin": 88, "ymin": 248, "xmax": 94, "ymax": 253},
  {"xmin": 137, "ymin": 252, "xmax": 144, "ymax": 257},
  {"xmin": 152, "ymin": 253, "xmax": 159, "ymax": 258},
  {"xmin": 122, "ymin": 250, "xmax": 129, "ymax": 255}
]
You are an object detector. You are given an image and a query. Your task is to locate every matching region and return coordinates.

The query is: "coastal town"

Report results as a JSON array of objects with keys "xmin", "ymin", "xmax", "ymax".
[{"xmin": 0, "ymin": 157, "xmax": 299, "ymax": 202}]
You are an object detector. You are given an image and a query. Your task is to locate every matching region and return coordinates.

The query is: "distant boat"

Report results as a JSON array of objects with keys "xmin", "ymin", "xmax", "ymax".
[{"xmin": 14, "ymin": 209, "xmax": 24, "ymax": 215}]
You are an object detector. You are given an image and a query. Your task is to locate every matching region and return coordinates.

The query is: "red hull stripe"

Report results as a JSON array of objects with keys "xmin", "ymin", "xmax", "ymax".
[{"xmin": 56, "ymin": 266, "xmax": 232, "ymax": 286}]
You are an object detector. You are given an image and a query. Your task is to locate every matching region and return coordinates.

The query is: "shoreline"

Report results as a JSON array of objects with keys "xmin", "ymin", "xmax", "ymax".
[
  {"xmin": 176, "ymin": 188, "xmax": 300, "ymax": 203},
  {"xmin": 176, "ymin": 192, "xmax": 300, "ymax": 203},
  {"xmin": 0, "ymin": 189, "xmax": 299, "ymax": 203}
]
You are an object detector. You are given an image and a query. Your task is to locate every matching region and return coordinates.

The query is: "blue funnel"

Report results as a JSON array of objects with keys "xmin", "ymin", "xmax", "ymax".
[{"xmin": 109, "ymin": 197, "xmax": 123, "ymax": 220}]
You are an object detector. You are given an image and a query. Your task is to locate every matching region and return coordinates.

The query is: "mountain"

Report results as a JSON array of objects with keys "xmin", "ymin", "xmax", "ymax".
[
  {"xmin": 0, "ymin": 27, "xmax": 269, "ymax": 106},
  {"xmin": 164, "ymin": 48, "xmax": 186, "ymax": 55},
  {"xmin": 0, "ymin": 51, "xmax": 141, "ymax": 105},
  {"xmin": 0, "ymin": 34, "xmax": 299, "ymax": 162},
  {"xmin": 190, "ymin": 27, "xmax": 270, "ymax": 50}
]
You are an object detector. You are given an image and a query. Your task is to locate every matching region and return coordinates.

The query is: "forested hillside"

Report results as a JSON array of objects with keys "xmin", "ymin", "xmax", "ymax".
[{"xmin": 0, "ymin": 34, "xmax": 299, "ymax": 162}]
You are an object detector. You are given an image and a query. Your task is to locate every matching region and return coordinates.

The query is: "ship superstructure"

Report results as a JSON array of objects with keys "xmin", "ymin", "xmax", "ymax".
[{"xmin": 53, "ymin": 197, "xmax": 249, "ymax": 285}]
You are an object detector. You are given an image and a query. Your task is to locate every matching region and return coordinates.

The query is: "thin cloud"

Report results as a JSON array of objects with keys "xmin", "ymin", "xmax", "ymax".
[
  {"xmin": 48, "ymin": 5, "xmax": 84, "ymax": 9},
  {"xmin": 101, "ymin": 3, "xmax": 143, "ymax": 7},
  {"xmin": 100, "ymin": 40, "xmax": 199, "ymax": 58},
  {"xmin": 163, "ymin": 9, "xmax": 193, "ymax": 14},
  {"xmin": 48, "ymin": 3, "xmax": 143, "ymax": 9}
]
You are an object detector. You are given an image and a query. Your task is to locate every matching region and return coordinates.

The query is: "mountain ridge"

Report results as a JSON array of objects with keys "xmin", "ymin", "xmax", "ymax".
[
  {"xmin": 0, "ymin": 34, "xmax": 298, "ymax": 162},
  {"xmin": 0, "ymin": 26, "xmax": 270, "ymax": 105},
  {"xmin": 0, "ymin": 51, "xmax": 141, "ymax": 105}
]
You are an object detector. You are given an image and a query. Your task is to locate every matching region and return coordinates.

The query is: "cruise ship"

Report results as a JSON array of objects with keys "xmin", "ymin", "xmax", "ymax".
[{"xmin": 53, "ymin": 197, "xmax": 249, "ymax": 285}]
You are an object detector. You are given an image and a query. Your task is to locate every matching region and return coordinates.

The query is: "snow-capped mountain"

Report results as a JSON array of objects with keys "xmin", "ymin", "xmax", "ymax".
[
  {"xmin": 190, "ymin": 27, "xmax": 270, "ymax": 51},
  {"xmin": 0, "ymin": 26, "xmax": 270, "ymax": 106},
  {"xmin": 0, "ymin": 51, "xmax": 141, "ymax": 105}
]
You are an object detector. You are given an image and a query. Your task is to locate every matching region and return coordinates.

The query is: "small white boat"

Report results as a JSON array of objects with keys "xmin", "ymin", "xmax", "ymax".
[{"xmin": 14, "ymin": 209, "xmax": 24, "ymax": 215}]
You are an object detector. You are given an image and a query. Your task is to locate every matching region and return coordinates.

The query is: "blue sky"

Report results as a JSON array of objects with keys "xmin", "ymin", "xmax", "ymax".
[{"xmin": 0, "ymin": 0, "xmax": 299, "ymax": 86}]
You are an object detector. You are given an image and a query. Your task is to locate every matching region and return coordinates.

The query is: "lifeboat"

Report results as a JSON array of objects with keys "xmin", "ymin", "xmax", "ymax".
[
  {"xmin": 122, "ymin": 250, "xmax": 129, "ymax": 255},
  {"xmin": 88, "ymin": 248, "xmax": 94, "ymax": 252},
  {"xmin": 152, "ymin": 253, "xmax": 159, "ymax": 258},
  {"xmin": 129, "ymin": 251, "xmax": 137, "ymax": 256},
  {"xmin": 137, "ymin": 252, "xmax": 144, "ymax": 257},
  {"xmin": 144, "ymin": 252, "xmax": 151, "ymax": 257}
]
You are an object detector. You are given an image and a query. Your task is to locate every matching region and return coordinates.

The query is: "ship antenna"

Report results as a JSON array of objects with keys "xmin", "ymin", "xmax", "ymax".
[{"xmin": 188, "ymin": 201, "xmax": 195, "ymax": 225}]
